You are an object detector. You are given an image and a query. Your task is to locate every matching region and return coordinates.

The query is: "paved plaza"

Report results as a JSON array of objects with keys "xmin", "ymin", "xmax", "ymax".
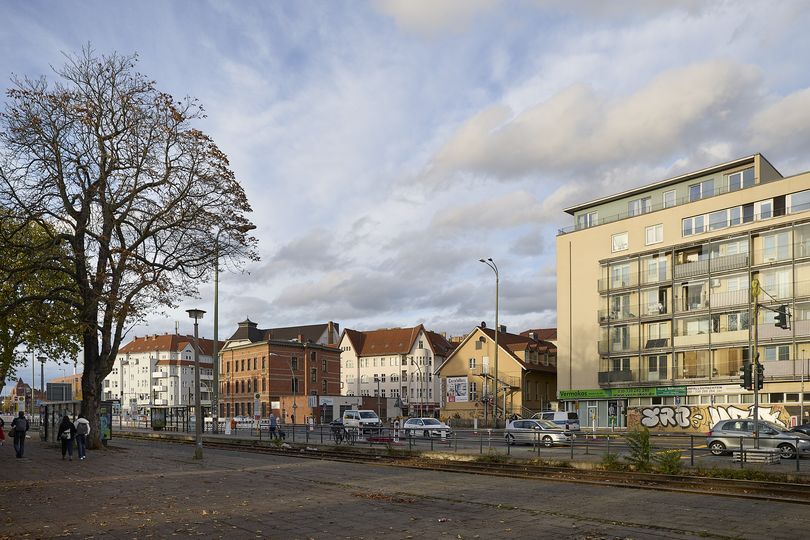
[{"xmin": 1, "ymin": 436, "xmax": 809, "ymax": 539}]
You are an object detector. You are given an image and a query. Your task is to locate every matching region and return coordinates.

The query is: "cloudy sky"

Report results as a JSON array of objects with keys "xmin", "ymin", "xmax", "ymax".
[{"xmin": 3, "ymin": 0, "xmax": 810, "ymax": 380}]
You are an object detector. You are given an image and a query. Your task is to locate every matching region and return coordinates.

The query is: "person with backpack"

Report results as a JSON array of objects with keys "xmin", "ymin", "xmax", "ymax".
[
  {"xmin": 58, "ymin": 415, "xmax": 76, "ymax": 461},
  {"xmin": 74, "ymin": 414, "xmax": 90, "ymax": 460},
  {"xmin": 11, "ymin": 411, "xmax": 29, "ymax": 458}
]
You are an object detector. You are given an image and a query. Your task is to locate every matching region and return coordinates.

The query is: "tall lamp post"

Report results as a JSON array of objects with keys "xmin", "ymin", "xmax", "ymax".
[
  {"xmin": 187, "ymin": 308, "xmax": 206, "ymax": 459},
  {"xmin": 211, "ymin": 224, "xmax": 255, "ymax": 434},
  {"xmin": 38, "ymin": 355, "xmax": 47, "ymax": 404},
  {"xmin": 479, "ymin": 258, "xmax": 499, "ymax": 428},
  {"xmin": 374, "ymin": 376, "xmax": 381, "ymax": 417}
]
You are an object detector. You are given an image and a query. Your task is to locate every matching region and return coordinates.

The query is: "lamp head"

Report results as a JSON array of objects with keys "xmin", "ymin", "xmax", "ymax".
[
  {"xmin": 186, "ymin": 308, "xmax": 206, "ymax": 321},
  {"xmin": 479, "ymin": 258, "xmax": 485, "ymax": 263}
]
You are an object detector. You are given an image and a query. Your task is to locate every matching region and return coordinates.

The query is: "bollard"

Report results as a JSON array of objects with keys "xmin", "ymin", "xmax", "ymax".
[
  {"xmin": 797, "ymin": 438, "xmax": 801, "ymax": 472},
  {"xmin": 480, "ymin": 431, "xmax": 483, "ymax": 454},
  {"xmin": 690, "ymin": 435, "xmax": 694, "ymax": 466},
  {"xmin": 292, "ymin": 423, "xmax": 296, "ymax": 443},
  {"xmin": 454, "ymin": 432, "xmax": 458, "ymax": 453},
  {"xmin": 430, "ymin": 436, "xmax": 434, "ymax": 452},
  {"xmin": 507, "ymin": 439, "xmax": 511, "ymax": 456},
  {"xmin": 607, "ymin": 434, "xmax": 610, "ymax": 456},
  {"xmin": 320, "ymin": 425, "xmax": 323, "ymax": 444},
  {"xmin": 585, "ymin": 436, "xmax": 589, "ymax": 455},
  {"xmin": 570, "ymin": 435, "xmax": 574, "ymax": 459},
  {"xmin": 739, "ymin": 436, "xmax": 744, "ymax": 469}
]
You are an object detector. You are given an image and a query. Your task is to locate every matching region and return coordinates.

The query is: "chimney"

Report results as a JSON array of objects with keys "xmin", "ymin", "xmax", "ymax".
[
  {"xmin": 499, "ymin": 325, "xmax": 507, "ymax": 333},
  {"xmin": 327, "ymin": 321, "xmax": 335, "ymax": 345},
  {"xmin": 298, "ymin": 334, "xmax": 305, "ymax": 343},
  {"xmin": 529, "ymin": 332, "xmax": 536, "ymax": 340}
]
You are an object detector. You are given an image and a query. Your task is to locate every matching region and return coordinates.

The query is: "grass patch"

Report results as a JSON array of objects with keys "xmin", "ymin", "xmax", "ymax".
[
  {"xmin": 600, "ymin": 452, "xmax": 629, "ymax": 471},
  {"xmin": 652, "ymin": 449, "xmax": 683, "ymax": 475},
  {"xmin": 475, "ymin": 452, "xmax": 510, "ymax": 464}
]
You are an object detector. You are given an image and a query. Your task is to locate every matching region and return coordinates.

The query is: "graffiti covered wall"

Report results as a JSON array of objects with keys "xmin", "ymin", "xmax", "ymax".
[{"xmin": 627, "ymin": 404, "xmax": 791, "ymax": 432}]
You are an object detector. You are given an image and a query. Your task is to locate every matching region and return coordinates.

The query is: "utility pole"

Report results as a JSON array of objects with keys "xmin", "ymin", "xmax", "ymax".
[{"xmin": 187, "ymin": 308, "xmax": 206, "ymax": 460}]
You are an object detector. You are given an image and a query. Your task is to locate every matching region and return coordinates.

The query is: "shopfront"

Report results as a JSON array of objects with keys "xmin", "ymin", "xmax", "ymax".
[{"xmin": 559, "ymin": 386, "xmax": 687, "ymax": 429}]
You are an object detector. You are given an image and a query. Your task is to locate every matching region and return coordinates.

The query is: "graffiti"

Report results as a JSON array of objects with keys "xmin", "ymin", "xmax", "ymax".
[{"xmin": 629, "ymin": 404, "xmax": 790, "ymax": 432}]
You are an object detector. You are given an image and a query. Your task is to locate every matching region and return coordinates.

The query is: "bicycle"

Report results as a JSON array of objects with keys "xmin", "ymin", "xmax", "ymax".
[{"xmin": 332, "ymin": 426, "xmax": 357, "ymax": 445}]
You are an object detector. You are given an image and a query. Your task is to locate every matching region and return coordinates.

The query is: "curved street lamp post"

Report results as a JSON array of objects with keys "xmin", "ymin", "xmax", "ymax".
[
  {"xmin": 479, "ymin": 258, "xmax": 499, "ymax": 428},
  {"xmin": 187, "ymin": 308, "xmax": 206, "ymax": 459}
]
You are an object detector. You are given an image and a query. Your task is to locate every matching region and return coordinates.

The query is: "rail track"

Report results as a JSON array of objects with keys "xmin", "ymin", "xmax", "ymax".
[{"xmin": 119, "ymin": 430, "xmax": 810, "ymax": 504}]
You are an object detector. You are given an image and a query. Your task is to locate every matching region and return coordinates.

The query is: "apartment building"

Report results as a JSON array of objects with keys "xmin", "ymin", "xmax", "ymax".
[
  {"xmin": 219, "ymin": 318, "xmax": 341, "ymax": 422},
  {"xmin": 436, "ymin": 325, "xmax": 557, "ymax": 424},
  {"xmin": 103, "ymin": 333, "xmax": 219, "ymax": 413},
  {"xmin": 556, "ymin": 154, "xmax": 810, "ymax": 431},
  {"xmin": 338, "ymin": 325, "xmax": 454, "ymax": 416}
]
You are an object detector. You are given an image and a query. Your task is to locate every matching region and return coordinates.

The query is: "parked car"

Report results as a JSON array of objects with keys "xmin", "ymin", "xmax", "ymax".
[
  {"xmin": 706, "ymin": 419, "xmax": 810, "ymax": 459},
  {"xmin": 329, "ymin": 418, "xmax": 343, "ymax": 427},
  {"xmin": 531, "ymin": 411, "xmax": 581, "ymax": 431},
  {"xmin": 402, "ymin": 418, "xmax": 453, "ymax": 438},
  {"xmin": 505, "ymin": 419, "xmax": 574, "ymax": 447},
  {"xmin": 791, "ymin": 423, "xmax": 810, "ymax": 436},
  {"xmin": 342, "ymin": 410, "xmax": 383, "ymax": 432}
]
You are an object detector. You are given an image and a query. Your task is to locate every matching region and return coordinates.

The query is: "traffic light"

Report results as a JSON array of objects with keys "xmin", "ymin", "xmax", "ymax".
[
  {"xmin": 739, "ymin": 360, "xmax": 752, "ymax": 390},
  {"xmin": 774, "ymin": 305, "xmax": 790, "ymax": 330},
  {"xmin": 756, "ymin": 362, "xmax": 765, "ymax": 391}
]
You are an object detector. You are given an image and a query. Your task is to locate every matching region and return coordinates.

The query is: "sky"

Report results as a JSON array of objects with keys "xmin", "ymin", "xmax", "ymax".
[{"xmin": 3, "ymin": 0, "xmax": 810, "ymax": 384}]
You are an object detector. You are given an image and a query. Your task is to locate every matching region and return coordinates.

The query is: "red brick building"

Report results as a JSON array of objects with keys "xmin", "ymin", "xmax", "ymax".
[{"xmin": 220, "ymin": 318, "xmax": 341, "ymax": 422}]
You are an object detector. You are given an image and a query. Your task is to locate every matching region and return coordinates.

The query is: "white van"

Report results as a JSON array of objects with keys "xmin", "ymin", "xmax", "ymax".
[
  {"xmin": 342, "ymin": 410, "xmax": 383, "ymax": 430},
  {"xmin": 532, "ymin": 411, "xmax": 580, "ymax": 431}
]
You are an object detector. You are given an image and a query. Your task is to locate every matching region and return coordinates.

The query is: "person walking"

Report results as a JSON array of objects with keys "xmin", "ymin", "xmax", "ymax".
[
  {"xmin": 0, "ymin": 416, "xmax": 6, "ymax": 447},
  {"xmin": 74, "ymin": 414, "xmax": 91, "ymax": 460},
  {"xmin": 58, "ymin": 415, "xmax": 76, "ymax": 461},
  {"xmin": 11, "ymin": 411, "xmax": 29, "ymax": 458},
  {"xmin": 269, "ymin": 414, "xmax": 278, "ymax": 439}
]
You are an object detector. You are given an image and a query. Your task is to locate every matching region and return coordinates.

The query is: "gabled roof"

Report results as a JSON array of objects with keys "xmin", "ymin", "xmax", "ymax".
[
  {"xmin": 119, "ymin": 334, "xmax": 222, "ymax": 357},
  {"xmin": 339, "ymin": 325, "xmax": 454, "ymax": 358},
  {"xmin": 520, "ymin": 328, "xmax": 557, "ymax": 341},
  {"xmin": 227, "ymin": 319, "xmax": 339, "ymax": 345},
  {"xmin": 437, "ymin": 326, "xmax": 556, "ymax": 374}
]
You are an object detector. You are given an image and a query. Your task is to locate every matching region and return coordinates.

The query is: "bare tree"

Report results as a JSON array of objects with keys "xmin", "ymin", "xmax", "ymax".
[{"xmin": 0, "ymin": 48, "xmax": 257, "ymax": 446}]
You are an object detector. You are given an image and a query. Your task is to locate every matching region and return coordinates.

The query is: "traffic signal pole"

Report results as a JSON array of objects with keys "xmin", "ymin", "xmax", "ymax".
[{"xmin": 753, "ymin": 300, "xmax": 760, "ymax": 449}]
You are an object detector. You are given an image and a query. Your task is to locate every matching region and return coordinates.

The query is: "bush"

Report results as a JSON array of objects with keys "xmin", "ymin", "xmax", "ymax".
[
  {"xmin": 600, "ymin": 452, "xmax": 627, "ymax": 471},
  {"xmin": 624, "ymin": 427, "xmax": 652, "ymax": 472},
  {"xmin": 653, "ymin": 449, "xmax": 683, "ymax": 475}
]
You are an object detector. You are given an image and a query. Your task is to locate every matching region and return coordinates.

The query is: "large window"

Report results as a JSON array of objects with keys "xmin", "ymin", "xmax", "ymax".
[
  {"xmin": 663, "ymin": 190, "xmax": 676, "ymax": 208},
  {"xmin": 645, "ymin": 224, "xmax": 663, "ymax": 245},
  {"xmin": 628, "ymin": 197, "xmax": 651, "ymax": 217},
  {"xmin": 790, "ymin": 190, "xmax": 810, "ymax": 213},
  {"xmin": 689, "ymin": 179, "xmax": 714, "ymax": 201},
  {"xmin": 469, "ymin": 381, "xmax": 478, "ymax": 401},
  {"xmin": 610, "ymin": 263, "xmax": 632, "ymax": 288},
  {"xmin": 646, "ymin": 355, "xmax": 668, "ymax": 381},
  {"xmin": 577, "ymin": 211, "xmax": 598, "ymax": 229},
  {"xmin": 764, "ymin": 345, "xmax": 790, "ymax": 361},
  {"xmin": 726, "ymin": 168, "xmax": 754, "ymax": 192},
  {"xmin": 611, "ymin": 232, "xmax": 629, "ymax": 252},
  {"xmin": 762, "ymin": 231, "xmax": 791, "ymax": 262}
]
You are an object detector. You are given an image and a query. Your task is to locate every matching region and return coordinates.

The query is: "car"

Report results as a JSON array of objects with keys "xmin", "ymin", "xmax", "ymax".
[
  {"xmin": 329, "ymin": 418, "xmax": 343, "ymax": 427},
  {"xmin": 402, "ymin": 418, "xmax": 453, "ymax": 438},
  {"xmin": 342, "ymin": 410, "xmax": 383, "ymax": 431},
  {"xmin": 791, "ymin": 423, "xmax": 810, "ymax": 437},
  {"xmin": 531, "ymin": 411, "xmax": 581, "ymax": 431},
  {"xmin": 505, "ymin": 419, "xmax": 574, "ymax": 447},
  {"xmin": 706, "ymin": 419, "xmax": 810, "ymax": 459}
]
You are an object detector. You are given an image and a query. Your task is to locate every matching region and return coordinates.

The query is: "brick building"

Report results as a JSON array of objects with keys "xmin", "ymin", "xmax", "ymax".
[{"xmin": 220, "ymin": 318, "xmax": 341, "ymax": 422}]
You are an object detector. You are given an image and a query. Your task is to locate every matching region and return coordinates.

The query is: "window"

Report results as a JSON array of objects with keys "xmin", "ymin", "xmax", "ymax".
[
  {"xmin": 729, "ymin": 206, "xmax": 741, "ymax": 226},
  {"xmin": 790, "ymin": 189, "xmax": 810, "ymax": 213},
  {"xmin": 468, "ymin": 358, "xmax": 476, "ymax": 369},
  {"xmin": 310, "ymin": 367, "xmax": 317, "ymax": 383},
  {"xmin": 469, "ymin": 381, "xmax": 478, "ymax": 401},
  {"xmin": 628, "ymin": 197, "xmax": 651, "ymax": 216},
  {"xmin": 681, "ymin": 215, "xmax": 705, "ymax": 237},
  {"xmin": 291, "ymin": 357, "xmax": 298, "ymax": 370},
  {"xmin": 762, "ymin": 231, "xmax": 790, "ymax": 261},
  {"xmin": 708, "ymin": 210, "xmax": 728, "ymax": 231},
  {"xmin": 611, "ymin": 232, "xmax": 629, "ymax": 252},
  {"xmin": 418, "ymin": 340, "xmax": 424, "ymax": 348},
  {"xmin": 645, "ymin": 224, "xmax": 663, "ymax": 245},
  {"xmin": 647, "ymin": 355, "xmax": 668, "ymax": 381},
  {"xmin": 291, "ymin": 377, "xmax": 299, "ymax": 393},
  {"xmin": 610, "ymin": 263, "xmax": 631, "ymax": 288},
  {"xmin": 757, "ymin": 199, "xmax": 773, "ymax": 220},
  {"xmin": 742, "ymin": 203, "xmax": 754, "ymax": 223},
  {"xmin": 727, "ymin": 168, "xmax": 754, "ymax": 192},
  {"xmin": 577, "ymin": 211, "xmax": 598, "ymax": 230},
  {"xmin": 689, "ymin": 179, "xmax": 714, "ymax": 201},
  {"xmin": 611, "ymin": 357, "xmax": 630, "ymax": 371},
  {"xmin": 764, "ymin": 345, "xmax": 790, "ymax": 361},
  {"xmin": 663, "ymin": 190, "xmax": 676, "ymax": 208}
]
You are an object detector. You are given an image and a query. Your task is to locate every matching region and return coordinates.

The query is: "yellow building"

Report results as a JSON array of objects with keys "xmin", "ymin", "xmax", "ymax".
[
  {"xmin": 556, "ymin": 154, "xmax": 810, "ymax": 431},
  {"xmin": 436, "ymin": 325, "xmax": 557, "ymax": 424}
]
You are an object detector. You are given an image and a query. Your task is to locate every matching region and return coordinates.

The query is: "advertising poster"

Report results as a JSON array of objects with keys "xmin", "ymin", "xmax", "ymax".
[{"xmin": 445, "ymin": 376, "xmax": 469, "ymax": 403}]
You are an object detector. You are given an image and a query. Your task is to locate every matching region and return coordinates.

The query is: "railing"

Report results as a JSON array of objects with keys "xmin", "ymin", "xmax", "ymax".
[
  {"xmin": 598, "ymin": 273, "xmax": 639, "ymax": 293},
  {"xmin": 598, "ymin": 370, "xmax": 634, "ymax": 384}
]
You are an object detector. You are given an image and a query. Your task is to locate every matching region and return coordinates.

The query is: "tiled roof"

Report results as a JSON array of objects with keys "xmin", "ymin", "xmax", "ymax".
[
  {"xmin": 155, "ymin": 359, "xmax": 214, "ymax": 368},
  {"xmin": 228, "ymin": 319, "xmax": 339, "ymax": 345},
  {"xmin": 342, "ymin": 325, "xmax": 453, "ymax": 358},
  {"xmin": 520, "ymin": 328, "xmax": 557, "ymax": 341},
  {"xmin": 118, "ymin": 334, "xmax": 223, "ymax": 356}
]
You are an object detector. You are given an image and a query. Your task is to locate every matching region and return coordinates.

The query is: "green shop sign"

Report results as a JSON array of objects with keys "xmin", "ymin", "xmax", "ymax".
[{"xmin": 559, "ymin": 386, "xmax": 686, "ymax": 400}]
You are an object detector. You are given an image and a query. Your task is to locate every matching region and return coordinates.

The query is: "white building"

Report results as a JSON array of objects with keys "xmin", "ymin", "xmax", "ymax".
[
  {"xmin": 103, "ymin": 333, "xmax": 221, "ymax": 413},
  {"xmin": 338, "ymin": 325, "xmax": 455, "ymax": 416}
]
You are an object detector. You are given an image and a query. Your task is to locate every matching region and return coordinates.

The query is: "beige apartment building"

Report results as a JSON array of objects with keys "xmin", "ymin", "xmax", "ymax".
[{"xmin": 556, "ymin": 154, "xmax": 810, "ymax": 432}]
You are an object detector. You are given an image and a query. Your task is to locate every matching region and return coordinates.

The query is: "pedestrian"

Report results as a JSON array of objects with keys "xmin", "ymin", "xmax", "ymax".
[
  {"xmin": 0, "ymin": 416, "xmax": 5, "ymax": 447},
  {"xmin": 269, "ymin": 414, "xmax": 278, "ymax": 439},
  {"xmin": 11, "ymin": 411, "xmax": 29, "ymax": 458},
  {"xmin": 74, "ymin": 414, "xmax": 91, "ymax": 460},
  {"xmin": 58, "ymin": 415, "xmax": 76, "ymax": 461}
]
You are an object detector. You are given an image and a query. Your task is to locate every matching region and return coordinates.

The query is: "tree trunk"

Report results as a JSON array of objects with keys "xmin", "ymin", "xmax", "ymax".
[{"xmin": 80, "ymin": 330, "xmax": 103, "ymax": 449}]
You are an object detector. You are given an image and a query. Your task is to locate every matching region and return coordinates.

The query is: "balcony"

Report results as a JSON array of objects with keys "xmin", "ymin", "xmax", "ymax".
[
  {"xmin": 151, "ymin": 371, "xmax": 164, "ymax": 379},
  {"xmin": 152, "ymin": 385, "xmax": 167, "ymax": 392},
  {"xmin": 154, "ymin": 399, "xmax": 168, "ymax": 406},
  {"xmin": 598, "ymin": 273, "xmax": 639, "ymax": 293},
  {"xmin": 598, "ymin": 340, "xmax": 639, "ymax": 354},
  {"xmin": 598, "ymin": 309, "xmax": 638, "ymax": 324},
  {"xmin": 709, "ymin": 289, "xmax": 749, "ymax": 309},
  {"xmin": 640, "ymin": 302, "xmax": 669, "ymax": 318},
  {"xmin": 598, "ymin": 370, "xmax": 635, "ymax": 384}
]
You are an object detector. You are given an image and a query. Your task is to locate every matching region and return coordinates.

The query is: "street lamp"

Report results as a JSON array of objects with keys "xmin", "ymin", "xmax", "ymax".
[
  {"xmin": 38, "ymin": 355, "xmax": 47, "ymax": 403},
  {"xmin": 187, "ymin": 308, "xmax": 206, "ymax": 459},
  {"xmin": 479, "ymin": 258, "xmax": 499, "ymax": 428},
  {"xmin": 212, "ymin": 224, "xmax": 256, "ymax": 434}
]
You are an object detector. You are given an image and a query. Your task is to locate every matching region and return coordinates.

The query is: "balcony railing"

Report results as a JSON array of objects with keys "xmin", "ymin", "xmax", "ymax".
[
  {"xmin": 598, "ymin": 273, "xmax": 639, "ymax": 293},
  {"xmin": 598, "ymin": 370, "xmax": 634, "ymax": 384}
]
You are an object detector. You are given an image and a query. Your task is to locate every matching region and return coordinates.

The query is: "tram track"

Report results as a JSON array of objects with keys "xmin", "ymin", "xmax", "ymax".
[{"xmin": 119, "ymin": 430, "xmax": 810, "ymax": 505}]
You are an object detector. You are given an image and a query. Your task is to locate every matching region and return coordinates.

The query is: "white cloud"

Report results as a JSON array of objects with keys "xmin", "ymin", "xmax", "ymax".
[{"xmin": 373, "ymin": 0, "xmax": 499, "ymax": 34}]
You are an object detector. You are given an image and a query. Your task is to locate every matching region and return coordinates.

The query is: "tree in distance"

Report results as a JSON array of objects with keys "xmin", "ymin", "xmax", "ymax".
[{"xmin": 0, "ymin": 47, "xmax": 258, "ymax": 447}]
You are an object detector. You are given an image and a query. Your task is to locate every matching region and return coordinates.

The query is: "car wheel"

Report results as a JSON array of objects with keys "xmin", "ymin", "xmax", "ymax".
[
  {"xmin": 505, "ymin": 434, "xmax": 515, "ymax": 446},
  {"xmin": 709, "ymin": 441, "xmax": 726, "ymax": 456},
  {"xmin": 778, "ymin": 443, "xmax": 797, "ymax": 459},
  {"xmin": 542, "ymin": 435, "xmax": 553, "ymax": 447}
]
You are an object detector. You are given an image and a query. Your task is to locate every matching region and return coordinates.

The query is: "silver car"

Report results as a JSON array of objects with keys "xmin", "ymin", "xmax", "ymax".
[
  {"xmin": 402, "ymin": 418, "xmax": 453, "ymax": 438},
  {"xmin": 706, "ymin": 419, "xmax": 810, "ymax": 459},
  {"xmin": 505, "ymin": 419, "xmax": 573, "ymax": 447}
]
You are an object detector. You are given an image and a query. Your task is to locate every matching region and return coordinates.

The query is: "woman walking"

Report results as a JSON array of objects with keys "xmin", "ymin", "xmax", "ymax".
[
  {"xmin": 58, "ymin": 415, "xmax": 76, "ymax": 461},
  {"xmin": 74, "ymin": 414, "xmax": 90, "ymax": 460}
]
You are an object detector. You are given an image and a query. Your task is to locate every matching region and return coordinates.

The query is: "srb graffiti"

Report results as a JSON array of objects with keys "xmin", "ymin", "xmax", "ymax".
[{"xmin": 629, "ymin": 404, "xmax": 790, "ymax": 432}]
